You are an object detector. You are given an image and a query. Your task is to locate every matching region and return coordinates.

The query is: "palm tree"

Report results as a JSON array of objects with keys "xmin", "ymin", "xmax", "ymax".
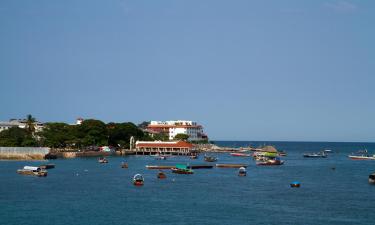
[{"xmin": 25, "ymin": 114, "xmax": 36, "ymax": 135}]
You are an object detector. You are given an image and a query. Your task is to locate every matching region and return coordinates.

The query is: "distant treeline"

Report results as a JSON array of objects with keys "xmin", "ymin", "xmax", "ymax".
[{"xmin": 0, "ymin": 117, "xmax": 154, "ymax": 149}]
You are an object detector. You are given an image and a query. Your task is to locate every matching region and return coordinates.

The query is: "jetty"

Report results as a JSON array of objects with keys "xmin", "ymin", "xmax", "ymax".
[{"xmin": 216, "ymin": 164, "xmax": 248, "ymax": 168}]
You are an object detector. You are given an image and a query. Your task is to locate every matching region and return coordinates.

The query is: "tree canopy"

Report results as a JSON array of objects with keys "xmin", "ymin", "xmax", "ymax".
[{"xmin": 174, "ymin": 133, "xmax": 190, "ymax": 141}]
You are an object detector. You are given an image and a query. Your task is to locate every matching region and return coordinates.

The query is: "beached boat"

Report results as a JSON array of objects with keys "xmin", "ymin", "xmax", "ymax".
[
  {"xmin": 216, "ymin": 164, "xmax": 248, "ymax": 168},
  {"xmin": 171, "ymin": 164, "xmax": 194, "ymax": 174},
  {"xmin": 121, "ymin": 162, "xmax": 128, "ymax": 168},
  {"xmin": 238, "ymin": 167, "xmax": 246, "ymax": 176},
  {"xmin": 17, "ymin": 166, "xmax": 47, "ymax": 177},
  {"xmin": 133, "ymin": 174, "xmax": 144, "ymax": 186},
  {"xmin": 98, "ymin": 157, "xmax": 108, "ymax": 163},
  {"xmin": 303, "ymin": 152, "xmax": 327, "ymax": 158},
  {"xmin": 157, "ymin": 171, "xmax": 167, "ymax": 179},
  {"xmin": 369, "ymin": 173, "xmax": 375, "ymax": 184},
  {"xmin": 204, "ymin": 155, "xmax": 217, "ymax": 162},
  {"xmin": 39, "ymin": 164, "xmax": 55, "ymax": 169},
  {"xmin": 230, "ymin": 153, "xmax": 251, "ymax": 157},
  {"xmin": 256, "ymin": 158, "xmax": 284, "ymax": 166}
]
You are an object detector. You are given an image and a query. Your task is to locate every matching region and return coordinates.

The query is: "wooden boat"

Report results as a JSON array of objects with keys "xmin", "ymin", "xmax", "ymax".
[
  {"xmin": 303, "ymin": 152, "xmax": 327, "ymax": 158},
  {"xmin": 39, "ymin": 164, "xmax": 55, "ymax": 169},
  {"xmin": 146, "ymin": 165, "xmax": 176, "ymax": 170},
  {"xmin": 17, "ymin": 166, "xmax": 47, "ymax": 177},
  {"xmin": 171, "ymin": 164, "xmax": 194, "ymax": 174},
  {"xmin": 98, "ymin": 157, "xmax": 108, "ymax": 163},
  {"xmin": 157, "ymin": 171, "xmax": 167, "ymax": 179},
  {"xmin": 238, "ymin": 167, "xmax": 246, "ymax": 176},
  {"xmin": 121, "ymin": 162, "xmax": 128, "ymax": 168},
  {"xmin": 204, "ymin": 155, "xmax": 217, "ymax": 162},
  {"xmin": 290, "ymin": 181, "xmax": 301, "ymax": 188},
  {"xmin": 216, "ymin": 164, "xmax": 248, "ymax": 168},
  {"xmin": 230, "ymin": 153, "xmax": 251, "ymax": 157},
  {"xmin": 369, "ymin": 173, "xmax": 375, "ymax": 184},
  {"xmin": 188, "ymin": 165, "xmax": 213, "ymax": 169},
  {"xmin": 256, "ymin": 158, "xmax": 284, "ymax": 166},
  {"xmin": 133, "ymin": 174, "xmax": 144, "ymax": 186}
]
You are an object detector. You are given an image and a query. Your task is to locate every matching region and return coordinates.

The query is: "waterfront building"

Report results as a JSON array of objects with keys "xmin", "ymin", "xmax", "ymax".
[
  {"xmin": 135, "ymin": 140, "xmax": 193, "ymax": 155},
  {"xmin": 147, "ymin": 120, "xmax": 208, "ymax": 141}
]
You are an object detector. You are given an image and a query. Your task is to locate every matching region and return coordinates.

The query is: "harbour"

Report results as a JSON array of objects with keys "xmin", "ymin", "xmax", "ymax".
[{"xmin": 1, "ymin": 141, "xmax": 375, "ymax": 225}]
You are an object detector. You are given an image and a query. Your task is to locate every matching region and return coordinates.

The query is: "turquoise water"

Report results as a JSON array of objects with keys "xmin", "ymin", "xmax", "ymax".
[{"xmin": 1, "ymin": 141, "xmax": 375, "ymax": 225}]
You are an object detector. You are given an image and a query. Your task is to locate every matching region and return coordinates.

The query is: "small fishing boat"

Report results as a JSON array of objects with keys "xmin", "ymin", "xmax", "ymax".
[
  {"xmin": 290, "ymin": 181, "xmax": 301, "ymax": 188},
  {"xmin": 303, "ymin": 152, "xmax": 327, "ymax": 158},
  {"xmin": 121, "ymin": 162, "xmax": 128, "ymax": 168},
  {"xmin": 17, "ymin": 166, "xmax": 48, "ymax": 177},
  {"xmin": 133, "ymin": 174, "xmax": 144, "ymax": 186},
  {"xmin": 204, "ymin": 155, "xmax": 217, "ymax": 162},
  {"xmin": 171, "ymin": 164, "xmax": 194, "ymax": 174},
  {"xmin": 39, "ymin": 164, "xmax": 55, "ymax": 169},
  {"xmin": 256, "ymin": 158, "xmax": 284, "ymax": 166},
  {"xmin": 230, "ymin": 153, "xmax": 251, "ymax": 157},
  {"xmin": 369, "ymin": 173, "xmax": 375, "ymax": 184},
  {"xmin": 157, "ymin": 171, "xmax": 167, "ymax": 179},
  {"xmin": 98, "ymin": 157, "xmax": 108, "ymax": 163},
  {"xmin": 348, "ymin": 150, "xmax": 375, "ymax": 160},
  {"xmin": 238, "ymin": 167, "xmax": 246, "ymax": 176}
]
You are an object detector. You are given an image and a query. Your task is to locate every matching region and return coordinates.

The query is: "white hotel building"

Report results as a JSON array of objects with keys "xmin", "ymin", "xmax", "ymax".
[{"xmin": 147, "ymin": 120, "xmax": 208, "ymax": 141}]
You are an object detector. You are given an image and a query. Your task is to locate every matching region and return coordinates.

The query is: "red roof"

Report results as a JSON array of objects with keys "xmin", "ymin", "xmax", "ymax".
[{"xmin": 136, "ymin": 141, "xmax": 193, "ymax": 148}]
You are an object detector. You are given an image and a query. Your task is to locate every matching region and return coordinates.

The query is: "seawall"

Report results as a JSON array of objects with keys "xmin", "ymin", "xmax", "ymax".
[{"xmin": 0, "ymin": 147, "xmax": 50, "ymax": 160}]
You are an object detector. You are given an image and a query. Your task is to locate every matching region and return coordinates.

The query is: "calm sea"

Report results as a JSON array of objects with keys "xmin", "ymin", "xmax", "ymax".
[{"xmin": 1, "ymin": 141, "xmax": 375, "ymax": 225}]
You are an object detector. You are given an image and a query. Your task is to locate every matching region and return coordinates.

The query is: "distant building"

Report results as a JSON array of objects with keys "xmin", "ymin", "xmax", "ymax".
[
  {"xmin": 147, "ymin": 120, "xmax": 208, "ymax": 141},
  {"xmin": 76, "ymin": 118, "xmax": 84, "ymax": 125},
  {"xmin": 0, "ymin": 119, "xmax": 44, "ymax": 133}
]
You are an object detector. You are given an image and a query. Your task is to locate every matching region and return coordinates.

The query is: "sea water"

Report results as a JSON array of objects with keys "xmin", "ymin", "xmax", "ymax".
[{"xmin": 1, "ymin": 141, "xmax": 374, "ymax": 225}]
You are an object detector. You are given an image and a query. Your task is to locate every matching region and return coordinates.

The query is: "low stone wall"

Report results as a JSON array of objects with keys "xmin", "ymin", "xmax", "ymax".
[{"xmin": 0, "ymin": 147, "xmax": 50, "ymax": 160}]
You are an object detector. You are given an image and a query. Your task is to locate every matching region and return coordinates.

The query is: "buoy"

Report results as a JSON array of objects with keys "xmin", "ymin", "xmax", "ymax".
[{"xmin": 290, "ymin": 181, "xmax": 300, "ymax": 188}]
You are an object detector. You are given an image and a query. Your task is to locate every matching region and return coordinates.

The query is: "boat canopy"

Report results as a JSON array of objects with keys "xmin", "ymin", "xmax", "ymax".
[
  {"xmin": 261, "ymin": 146, "xmax": 278, "ymax": 153},
  {"xmin": 133, "ymin": 174, "xmax": 144, "ymax": 180},
  {"xmin": 264, "ymin": 152, "xmax": 277, "ymax": 157},
  {"xmin": 176, "ymin": 164, "xmax": 187, "ymax": 170},
  {"xmin": 23, "ymin": 166, "xmax": 40, "ymax": 171}
]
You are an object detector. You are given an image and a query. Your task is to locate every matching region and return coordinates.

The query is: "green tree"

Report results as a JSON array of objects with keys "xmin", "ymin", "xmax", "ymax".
[
  {"xmin": 0, "ymin": 127, "xmax": 27, "ymax": 146},
  {"xmin": 108, "ymin": 122, "xmax": 145, "ymax": 148},
  {"xmin": 25, "ymin": 114, "xmax": 36, "ymax": 135},
  {"xmin": 137, "ymin": 121, "xmax": 150, "ymax": 129},
  {"xmin": 77, "ymin": 119, "xmax": 108, "ymax": 147},
  {"xmin": 174, "ymin": 133, "xmax": 189, "ymax": 141},
  {"xmin": 39, "ymin": 122, "xmax": 73, "ymax": 148}
]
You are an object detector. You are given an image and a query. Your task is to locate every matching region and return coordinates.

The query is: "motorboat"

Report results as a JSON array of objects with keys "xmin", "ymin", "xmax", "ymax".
[
  {"xmin": 369, "ymin": 173, "xmax": 375, "ymax": 184},
  {"xmin": 348, "ymin": 150, "xmax": 375, "ymax": 160},
  {"xmin": 98, "ymin": 157, "xmax": 108, "ymax": 163},
  {"xmin": 157, "ymin": 171, "xmax": 167, "ymax": 179},
  {"xmin": 238, "ymin": 167, "xmax": 246, "ymax": 176},
  {"xmin": 17, "ymin": 166, "xmax": 47, "ymax": 177},
  {"xmin": 303, "ymin": 152, "xmax": 327, "ymax": 158},
  {"xmin": 171, "ymin": 164, "xmax": 194, "ymax": 174},
  {"xmin": 133, "ymin": 174, "xmax": 144, "ymax": 186}
]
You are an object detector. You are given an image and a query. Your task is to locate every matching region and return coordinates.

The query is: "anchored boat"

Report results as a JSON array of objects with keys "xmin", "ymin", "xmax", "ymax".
[
  {"xmin": 369, "ymin": 173, "xmax": 375, "ymax": 184},
  {"xmin": 303, "ymin": 152, "xmax": 327, "ymax": 158},
  {"xmin": 348, "ymin": 150, "xmax": 375, "ymax": 160},
  {"xmin": 98, "ymin": 157, "xmax": 108, "ymax": 163},
  {"xmin": 133, "ymin": 174, "xmax": 144, "ymax": 186},
  {"xmin": 238, "ymin": 167, "xmax": 246, "ymax": 176},
  {"xmin": 256, "ymin": 158, "xmax": 284, "ymax": 166},
  {"xmin": 17, "ymin": 166, "xmax": 47, "ymax": 177},
  {"xmin": 204, "ymin": 155, "xmax": 217, "ymax": 162},
  {"xmin": 157, "ymin": 171, "xmax": 167, "ymax": 179},
  {"xmin": 230, "ymin": 153, "xmax": 251, "ymax": 157},
  {"xmin": 171, "ymin": 164, "xmax": 194, "ymax": 174},
  {"xmin": 39, "ymin": 164, "xmax": 55, "ymax": 169}
]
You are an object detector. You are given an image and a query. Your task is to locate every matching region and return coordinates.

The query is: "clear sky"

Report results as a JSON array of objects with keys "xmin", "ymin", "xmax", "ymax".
[{"xmin": 0, "ymin": 0, "xmax": 374, "ymax": 142}]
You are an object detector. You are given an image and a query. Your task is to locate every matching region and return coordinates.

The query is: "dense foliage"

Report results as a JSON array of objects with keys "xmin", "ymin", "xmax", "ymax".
[{"xmin": 0, "ymin": 116, "xmax": 152, "ymax": 148}]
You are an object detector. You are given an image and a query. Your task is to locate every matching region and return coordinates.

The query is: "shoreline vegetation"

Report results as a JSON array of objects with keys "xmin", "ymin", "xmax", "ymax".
[{"xmin": 1, "ymin": 115, "xmax": 230, "ymax": 160}]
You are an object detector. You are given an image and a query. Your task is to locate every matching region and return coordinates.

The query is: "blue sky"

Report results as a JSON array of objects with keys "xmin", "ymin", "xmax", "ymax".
[{"xmin": 0, "ymin": 0, "xmax": 374, "ymax": 142}]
